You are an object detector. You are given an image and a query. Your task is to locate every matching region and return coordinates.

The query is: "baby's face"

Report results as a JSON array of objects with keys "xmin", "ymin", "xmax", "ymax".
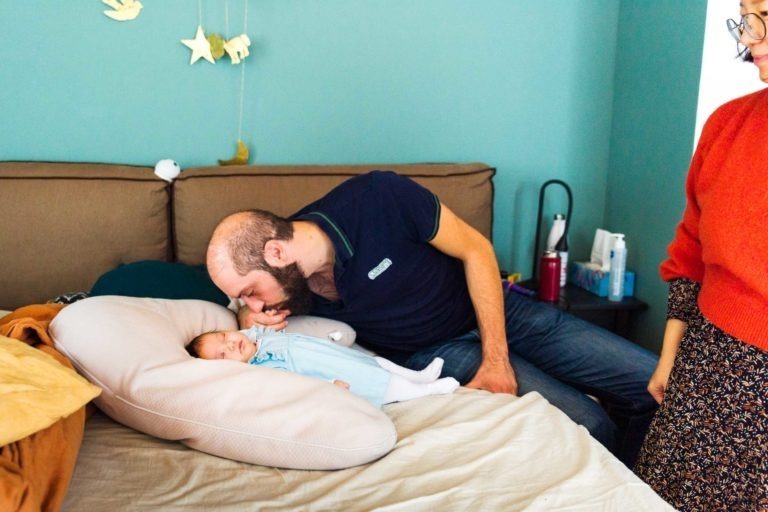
[{"xmin": 197, "ymin": 331, "xmax": 256, "ymax": 362}]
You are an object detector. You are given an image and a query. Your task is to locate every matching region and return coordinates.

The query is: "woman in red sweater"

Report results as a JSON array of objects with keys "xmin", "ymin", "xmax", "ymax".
[{"xmin": 634, "ymin": 4, "xmax": 768, "ymax": 511}]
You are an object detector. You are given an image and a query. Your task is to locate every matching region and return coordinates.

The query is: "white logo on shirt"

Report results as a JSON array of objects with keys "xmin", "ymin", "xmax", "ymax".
[{"xmin": 368, "ymin": 258, "xmax": 392, "ymax": 280}]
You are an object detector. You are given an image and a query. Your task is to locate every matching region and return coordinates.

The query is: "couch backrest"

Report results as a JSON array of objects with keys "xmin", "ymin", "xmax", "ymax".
[
  {"xmin": 0, "ymin": 162, "xmax": 170, "ymax": 310},
  {"xmin": 173, "ymin": 163, "xmax": 495, "ymax": 265},
  {"xmin": 0, "ymin": 162, "xmax": 494, "ymax": 310}
]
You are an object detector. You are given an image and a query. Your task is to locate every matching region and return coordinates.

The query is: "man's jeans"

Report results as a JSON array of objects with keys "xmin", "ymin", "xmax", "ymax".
[{"xmin": 403, "ymin": 286, "xmax": 659, "ymax": 468}]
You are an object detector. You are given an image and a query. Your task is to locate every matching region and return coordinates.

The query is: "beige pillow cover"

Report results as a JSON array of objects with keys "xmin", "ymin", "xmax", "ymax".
[
  {"xmin": 0, "ymin": 335, "xmax": 101, "ymax": 446},
  {"xmin": 49, "ymin": 296, "xmax": 395, "ymax": 469}
]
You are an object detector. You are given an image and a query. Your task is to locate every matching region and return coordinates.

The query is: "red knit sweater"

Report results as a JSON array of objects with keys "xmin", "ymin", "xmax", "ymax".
[{"xmin": 660, "ymin": 87, "xmax": 768, "ymax": 351}]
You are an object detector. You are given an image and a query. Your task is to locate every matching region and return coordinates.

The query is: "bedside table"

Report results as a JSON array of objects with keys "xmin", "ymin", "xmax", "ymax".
[{"xmin": 517, "ymin": 280, "xmax": 648, "ymax": 338}]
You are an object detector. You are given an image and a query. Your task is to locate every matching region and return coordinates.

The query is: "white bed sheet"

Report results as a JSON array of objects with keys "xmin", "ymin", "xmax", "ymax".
[{"xmin": 63, "ymin": 389, "xmax": 673, "ymax": 511}]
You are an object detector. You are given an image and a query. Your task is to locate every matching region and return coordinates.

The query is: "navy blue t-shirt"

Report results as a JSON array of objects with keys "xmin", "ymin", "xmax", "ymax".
[{"xmin": 291, "ymin": 171, "xmax": 477, "ymax": 358}]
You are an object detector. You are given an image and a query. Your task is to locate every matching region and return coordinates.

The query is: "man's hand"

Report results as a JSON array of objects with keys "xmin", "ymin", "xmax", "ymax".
[
  {"xmin": 237, "ymin": 305, "xmax": 290, "ymax": 331},
  {"xmin": 465, "ymin": 359, "xmax": 518, "ymax": 395}
]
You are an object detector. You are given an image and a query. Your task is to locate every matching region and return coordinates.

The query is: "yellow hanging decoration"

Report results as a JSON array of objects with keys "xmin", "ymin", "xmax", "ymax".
[
  {"xmin": 218, "ymin": 1, "xmax": 251, "ymax": 167},
  {"xmin": 207, "ymin": 33, "xmax": 226, "ymax": 60},
  {"xmin": 218, "ymin": 139, "xmax": 249, "ymax": 166}
]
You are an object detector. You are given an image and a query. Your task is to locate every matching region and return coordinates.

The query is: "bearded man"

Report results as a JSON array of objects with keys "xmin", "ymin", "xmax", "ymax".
[{"xmin": 206, "ymin": 170, "xmax": 658, "ymax": 467}]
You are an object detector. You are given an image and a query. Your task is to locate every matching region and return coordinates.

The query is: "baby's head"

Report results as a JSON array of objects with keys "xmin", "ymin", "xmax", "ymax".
[{"xmin": 186, "ymin": 330, "xmax": 256, "ymax": 362}]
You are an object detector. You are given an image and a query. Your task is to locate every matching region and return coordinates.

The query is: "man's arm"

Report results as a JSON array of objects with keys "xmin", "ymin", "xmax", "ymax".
[{"xmin": 429, "ymin": 203, "xmax": 517, "ymax": 394}]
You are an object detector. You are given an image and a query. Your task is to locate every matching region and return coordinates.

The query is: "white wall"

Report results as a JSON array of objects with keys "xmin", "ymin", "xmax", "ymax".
[{"xmin": 696, "ymin": 1, "xmax": 765, "ymax": 144}]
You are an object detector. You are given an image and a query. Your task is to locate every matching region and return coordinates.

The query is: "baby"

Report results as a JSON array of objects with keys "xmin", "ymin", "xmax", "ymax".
[{"xmin": 186, "ymin": 326, "xmax": 459, "ymax": 408}]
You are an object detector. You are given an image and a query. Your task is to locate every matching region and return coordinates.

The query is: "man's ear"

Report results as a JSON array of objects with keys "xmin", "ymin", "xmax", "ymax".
[{"xmin": 263, "ymin": 239, "xmax": 290, "ymax": 268}]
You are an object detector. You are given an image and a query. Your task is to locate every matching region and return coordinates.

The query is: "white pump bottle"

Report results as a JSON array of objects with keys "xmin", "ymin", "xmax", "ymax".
[{"xmin": 608, "ymin": 234, "xmax": 627, "ymax": 302}]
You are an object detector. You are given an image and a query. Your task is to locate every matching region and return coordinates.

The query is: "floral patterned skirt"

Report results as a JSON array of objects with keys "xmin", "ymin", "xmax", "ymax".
[{"xmin": 634, "ymin": 312, "xmax": 768, "ymax": 511}]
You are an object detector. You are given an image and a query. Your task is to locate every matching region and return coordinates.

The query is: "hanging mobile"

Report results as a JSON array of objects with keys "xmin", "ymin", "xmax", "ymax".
[
  {"xmin": 181, "ymin": 2, "xmax": 215, "ymax": 64},
  {"xmin": 219, "ymin": 0, "xmax": 251, "ymax": 166},
  {"xmin": 102, "ymin": 0, "xmax": 143, "ymax": 21},
  {"xmin": 218, "ymin": 139, "xmax": 249, "ymax": 166},
  {"xmin": 181, "ymin": 25, "xmax": 215, "ymax": 64}
]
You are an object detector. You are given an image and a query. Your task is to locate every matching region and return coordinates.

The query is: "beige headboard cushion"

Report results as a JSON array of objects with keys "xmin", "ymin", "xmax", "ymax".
[
  {"xmin": 173, "ymin": 163, "xmax": 495, "ymax": 265},
  {"xmin": 0, "ymin": 162, "xmax": 170, "ymax": 309},
  {"xmin": 0, "ymin": 162, "xmax": 494, "ymax": 310}
]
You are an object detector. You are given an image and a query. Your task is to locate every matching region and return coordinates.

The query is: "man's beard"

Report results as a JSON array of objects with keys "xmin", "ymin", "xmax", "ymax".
[{"xmin": 267, "ymin": 262, "xmax": 314, "ymax": 315}]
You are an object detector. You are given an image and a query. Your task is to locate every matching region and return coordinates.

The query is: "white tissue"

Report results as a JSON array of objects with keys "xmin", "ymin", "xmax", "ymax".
[{"xmin": 589, "ymin": 229, "xmax": 615, "ymax": 272}]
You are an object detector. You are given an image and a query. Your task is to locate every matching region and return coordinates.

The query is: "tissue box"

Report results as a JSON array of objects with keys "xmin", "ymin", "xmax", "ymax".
[{"xmin": 569, "ymin": 261, "xmax": 635, "ymax": 298}]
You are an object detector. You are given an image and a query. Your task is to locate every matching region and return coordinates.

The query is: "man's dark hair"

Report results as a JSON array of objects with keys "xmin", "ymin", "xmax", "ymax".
[{"xmin": 227, "ymin": 209, "xmax": 294, "ymax": 276}]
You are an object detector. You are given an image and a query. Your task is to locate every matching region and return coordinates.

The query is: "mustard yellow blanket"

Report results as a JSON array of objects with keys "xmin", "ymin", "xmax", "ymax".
[{"xmin": 0, "ymin": 304, "xmax": 88, "ymax": 512}]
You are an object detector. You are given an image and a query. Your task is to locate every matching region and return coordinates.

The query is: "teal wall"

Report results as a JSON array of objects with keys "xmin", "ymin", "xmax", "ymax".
[
  {"xmin": 0, "ymin": 1, "xmax": 708, "ymax": 350},
  {"xmin": 0, "ymin": 0, "xmax": 619, "ymax": 279},
  {"xmin": 606, "ymin": 0, "xmax": 707, "ymax": 350}
]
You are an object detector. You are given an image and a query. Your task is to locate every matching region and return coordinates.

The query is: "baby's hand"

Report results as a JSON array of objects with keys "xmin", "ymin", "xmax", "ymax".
[{"xmin": 332, "ymin": 379, "xmax": 350, "ymax": 390}]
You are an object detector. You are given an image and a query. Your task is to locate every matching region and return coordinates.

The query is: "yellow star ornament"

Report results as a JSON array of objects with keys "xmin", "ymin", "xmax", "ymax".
[{"xmin": 181, "ymin": 25, "xmax": 215, "ymax": 65}]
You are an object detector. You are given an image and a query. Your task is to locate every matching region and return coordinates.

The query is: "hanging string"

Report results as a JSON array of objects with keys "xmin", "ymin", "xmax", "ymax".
[
  {"xmin": 238, "ymin": 60, "xmax": 246, "ymax": 140},
  {"xmin": 237, "ymin": 0, "xmax": 248, "ymax": 141},
  {"xmin": 197, "ymin": 0, "xmax": 203, "ymax": 26},
  {"xmin": 224, "ymin": 0, "xmax": 229, "ymax": 36}
]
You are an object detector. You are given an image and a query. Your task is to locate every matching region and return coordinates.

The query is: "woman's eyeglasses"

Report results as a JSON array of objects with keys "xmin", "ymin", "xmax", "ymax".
[
  {"xmin": 727, "ymin": 13, "xmax": 766, "ymax": 42},
  {"xmin": 727, "ymin": 14, "xmax": 766, "ymax": 59}
]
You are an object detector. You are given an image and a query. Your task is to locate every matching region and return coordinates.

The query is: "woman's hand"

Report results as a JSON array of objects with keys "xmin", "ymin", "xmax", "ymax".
[
  {"xmin": 647, "ymin": 360, "xmax": 674, "ymax": 404},
  {"xmin": 237, "ymin": 306, "xmax": 290, "ymax": 331},
  {"xmin": 647, "ymin": 318, "xmax": 687, "ymax": 404}
]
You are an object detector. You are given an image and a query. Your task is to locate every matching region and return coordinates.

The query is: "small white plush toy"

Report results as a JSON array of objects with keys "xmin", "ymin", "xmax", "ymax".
[{"xmin": 154, "ymin": 159, "xmax": 181, "ymax": 182}]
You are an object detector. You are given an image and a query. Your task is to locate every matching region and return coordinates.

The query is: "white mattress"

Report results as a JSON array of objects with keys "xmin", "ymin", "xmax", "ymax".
[{"xmin": 63, "ymin": 389, "xmax": 672, "ymax": 511}]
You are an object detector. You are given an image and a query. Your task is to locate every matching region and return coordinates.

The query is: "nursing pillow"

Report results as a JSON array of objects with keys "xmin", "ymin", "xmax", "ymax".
[
  {"xmin": 88, "ymin": 260, "xmax": 357, "ymax": 346},
  {"xmin": 49, "ymin": 296, "xmax": 395, "ymax": 470}
]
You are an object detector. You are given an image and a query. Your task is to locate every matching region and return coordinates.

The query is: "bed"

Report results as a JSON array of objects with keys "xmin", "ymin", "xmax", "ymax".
[{"xmin": 0, "ymin": 161, "xmax": 673, "ymax": 511}]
